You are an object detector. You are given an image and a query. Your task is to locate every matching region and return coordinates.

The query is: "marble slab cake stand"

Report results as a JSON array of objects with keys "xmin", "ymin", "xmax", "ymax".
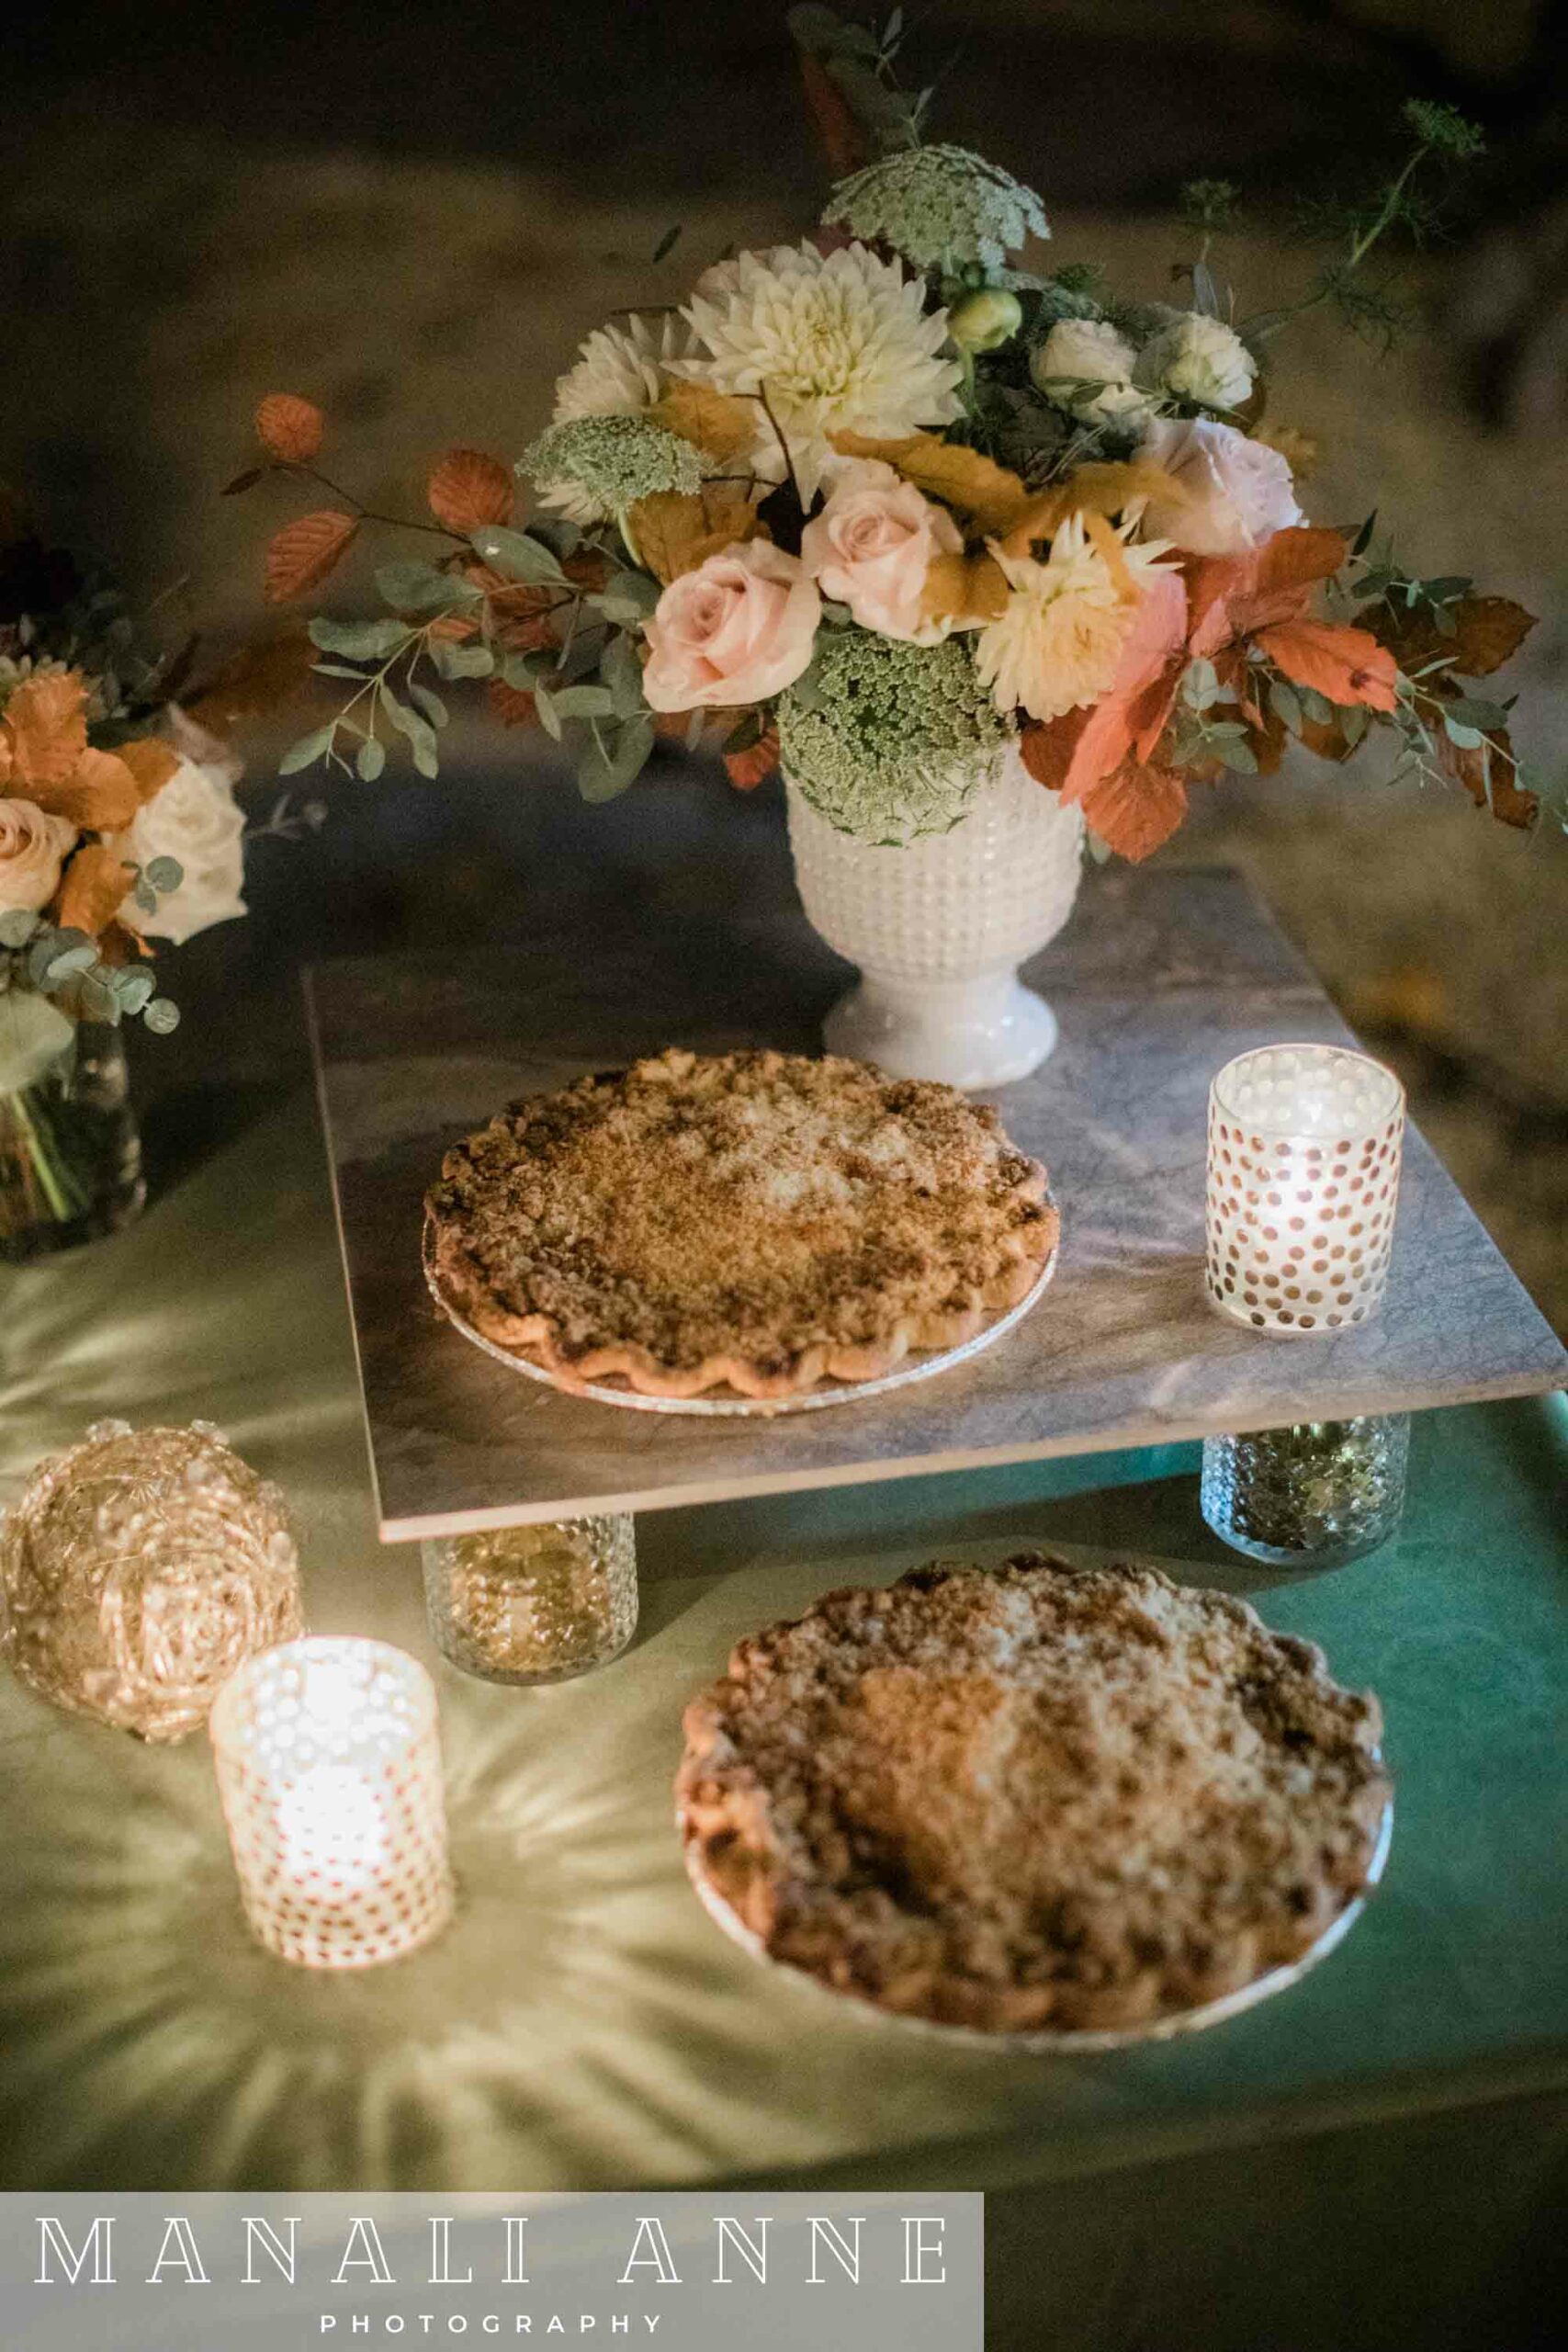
[{"xmin": 304, "ymin": 868, "xmax": 1567, "ymax": 1543}]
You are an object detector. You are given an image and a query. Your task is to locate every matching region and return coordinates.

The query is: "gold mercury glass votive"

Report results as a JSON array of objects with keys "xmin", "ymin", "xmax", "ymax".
[
  {"xmin": 421, "ymin": 1515, "xmax": 637, "ymax": 1686},
  {"xmin": 210, "ymin": 1637, "xmax": 454, "ymax": 1969},
  {"xmin": 1206, "ymin": 1044, "xmax": 1405, "ymax": 1335}
]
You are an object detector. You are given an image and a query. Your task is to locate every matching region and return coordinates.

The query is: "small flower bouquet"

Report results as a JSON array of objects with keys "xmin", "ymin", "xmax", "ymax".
[
  {"xmin": 239, "ymin": 8, "xmax": 1551, "ymax": 1080},
  {"xmin": 0, "ymin": 502, "xmax": 268, "ymax": 1255}
]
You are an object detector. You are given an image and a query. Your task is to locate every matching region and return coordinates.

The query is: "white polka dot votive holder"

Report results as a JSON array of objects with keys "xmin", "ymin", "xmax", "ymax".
[
  {"xmin": 210, "ymin": 1637, "xmax": 454, "ymax": 1969},
  {"xmin": 1205, "ymin": 1045, "xmax": 1404, "ymax": 1336}
]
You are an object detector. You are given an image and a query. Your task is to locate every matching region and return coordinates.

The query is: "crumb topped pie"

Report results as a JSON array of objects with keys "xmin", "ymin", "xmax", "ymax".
[
  {"xmin": 424, "ymin": 1048, "xmax": 1055, "ymax": 1399},
  {"xmin": 678, "ymin": 1553, "xmax": 1390, "ymax": 2032}
]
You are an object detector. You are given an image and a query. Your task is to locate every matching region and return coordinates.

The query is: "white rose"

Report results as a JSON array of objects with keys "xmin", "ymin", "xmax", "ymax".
[
  {"xmin": 118, "ymin": 728, "xmax": 248, "ymax": 945},
  {"xmin": 0, "ymin": 798, "xmax": 77, "ymax": 912},
  {"xmin": 1135, "ymin": 417, "xmax": 1303, "ymax": 556},
  {"xmin": 1136, "ymin": 313, "xmax": 1255, "ymax": 412},
  {"xmin": 800, "ymin": 459, "xmax": 963, "ymax": 643},
  {"xmin": 1031, "ymin": 318, "xmax": 1150, "ymax": 427}
]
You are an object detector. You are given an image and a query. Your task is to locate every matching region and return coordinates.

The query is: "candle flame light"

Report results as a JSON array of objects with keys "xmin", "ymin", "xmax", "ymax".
[
  {"xmin": 210, "ymin": 1637, "xmax": 454, "ymax": 1969},
  {"xmin": 1205, "ymin": 1045, "xmax": 1405, "ymax": 1338}
]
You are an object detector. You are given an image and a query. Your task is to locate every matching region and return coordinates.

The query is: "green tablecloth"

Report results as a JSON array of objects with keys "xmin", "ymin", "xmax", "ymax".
[{"xmin": 2, "ymin": 1084, "xmax": 1565, "ymax": 2346}]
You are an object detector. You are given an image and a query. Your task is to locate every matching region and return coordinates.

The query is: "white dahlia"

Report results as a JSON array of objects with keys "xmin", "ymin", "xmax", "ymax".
[
  {"xmin": 680, "ymin": 242, "xmax": 963, "ymax": 505},
  {"xmin": 543, "ymin": 314, "xmax": 689, "ymax": 520},
  {"xmin": 976, "ymin": 514, "xmax": 1175, "ymax": 725}
]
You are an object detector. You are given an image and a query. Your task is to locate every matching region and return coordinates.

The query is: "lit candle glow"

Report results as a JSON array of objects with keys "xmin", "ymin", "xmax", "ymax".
[
  {"xmin": 210, "ymin": 1637, "xmax": 454, "ymax": 1969},
  {"xmin": 1205, "ymin": 1044, "xmax": 1405, "ymax": 1337}
]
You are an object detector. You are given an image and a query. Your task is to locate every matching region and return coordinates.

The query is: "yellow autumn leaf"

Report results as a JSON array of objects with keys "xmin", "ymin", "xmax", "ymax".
[
  {"xmin": 115, "ymin": 737, "xmax": 181, "ymax": 803},
  {"xmin": 649, "ymin": 383, "xmax": 757, "ymax": 465},
  {"xmin": 920, "ymin": 548, "xmax": 1010, "ymax": 628},
  {"xmin": 1254, "ymin": 424, "xmax": 1320, "ymax": 481},
  {"xmin": 829, "ymin": 431, "xmax": 1032, "ymax": 537},
  {"xmin": 996, "ymin": 461, "xmax": 1189, "ymax": 560},
  {"xmin": 629, "ymin": 485, "xmax": 763, "ymax": 584}
]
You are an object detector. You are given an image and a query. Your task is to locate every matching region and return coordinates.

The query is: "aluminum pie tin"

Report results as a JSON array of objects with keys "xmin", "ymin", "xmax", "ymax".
[
  {"xmin": 683, "ymin": 1795, "xmax": 1392, "ymax": 2052},
  {"xmin": 422, "ymin": 1200, "xmax": 1057, "ymax": 1419}
]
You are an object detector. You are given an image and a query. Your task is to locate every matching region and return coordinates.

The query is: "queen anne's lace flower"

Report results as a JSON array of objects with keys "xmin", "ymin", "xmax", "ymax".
[
  {"xmin": 521, "ymin": 415, "xmax": 705, "ymax": 519},
  {"xmin": 1136, "ymin": 313, "xmax": 1256, "ymax": 413},
  {"xmin": 681, "ymin": 243, "xmax": 962, "ymax": 504},
  {"xmin": 976, "ymin": 514, "xmax": 1176, "ymax": 724},
  {"xmin": 823, "ymin": 145, "xmax": 1049, "ymax": 276},
  {"xmin": 541, "ymin": 315, "xmax": 689, "ymax": 519},
  {"xmin": 777, "ymin": 627, "xmax": 1006, "ymax": 843}
]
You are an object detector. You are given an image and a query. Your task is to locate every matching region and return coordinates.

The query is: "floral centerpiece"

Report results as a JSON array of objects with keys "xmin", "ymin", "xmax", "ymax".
[
  {"xmin": 0, "ymin": 501, "xmax": 279, "ymax": 1257},
  {"xmin": 242, "ymin": 6, "xmax": 1549, "ymax": 1083}
]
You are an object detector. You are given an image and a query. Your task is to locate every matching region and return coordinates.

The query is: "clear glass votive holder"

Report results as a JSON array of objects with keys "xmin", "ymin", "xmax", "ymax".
[
  {"xmin": 1206, "ymin": 1044, "xmax": 1404, "ymax": 1335},
  {"xmin": 420, "ymin": 1515, "xmax": 637, "ymax": 1687},
  {"xmin": 1201, "ymin": 1416, "xmax": 1411, "ymax": 1568},
  {"xmin": 210, "ymin": 1636, "xmax": 455, "ymax": 1969}
]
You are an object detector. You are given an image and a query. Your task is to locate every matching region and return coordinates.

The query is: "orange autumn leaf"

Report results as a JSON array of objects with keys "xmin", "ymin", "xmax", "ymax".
[
  {"xmin": 427, "ymin": 448, "xmax": 514, "ymax": 533},
  {"xmin": 1257, "ymin": 618, "xmax": 1399, "ymax": 712},
  {"xmin": 184, "ymin": 628, "xmax": 318, "ymax": 733},
  {"xmin": 724, "ymin": 724, "xmax": 780, "ymax": 791},
  {"xmin": 255, "ymin": 392, "xmax": 324, "ymax": 463},
  {"xmin": 1018, "ymin": 712, "xmax": 1090, "ymax": 794},
  {"xmin": 487, "ymin": 678, "xmax": 537, "ymax": 729},
  {"xmin": 1077, "ymin": 759, "xmax": 1189, "ymax": 863},
  {"xmin": 1185, "ymin": 526, "xmax": 1348, "ymax": 655},
  {"xmin": 28, "ymin": 746, "xmax": 141, "ymax": 831},
  {"xmin": 795, "ymin": 44, "xmax": 871, "ymax": 178},
  {"xmin": 1052, "ymin": 569, "xmax": 1189, "ymax": 807},
  {"xmin": 3, "ymin": 669, "xmax": 89, "ymax": 787},
  {"xmin": 1371, "ymin": 594, "xmax": 1536, "ymax": 681},
  {"xmin": 114, "ymin": 736, "xmax": 181, "ymax": 803},
  {"xmin": 53, "ymin": 841, "xmax": 133, "ymax": 937},
  {"xmin": 264, "ymin": 509, "xmax": 358, "ymax": 604},
  {"xmin": 1438, "ymin": 724, "xmax": 1537, "ymax": 831}
]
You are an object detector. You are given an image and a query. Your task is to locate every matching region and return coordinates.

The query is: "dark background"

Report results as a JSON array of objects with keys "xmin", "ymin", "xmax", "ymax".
[{"xmin": 4, "ymin": 0, "xmax": 1564, "ymax": 1319}]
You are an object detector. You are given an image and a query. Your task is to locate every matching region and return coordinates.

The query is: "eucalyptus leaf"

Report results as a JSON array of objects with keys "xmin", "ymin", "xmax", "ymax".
[
  {"xmin": 143, "ymin": 998, "xmax": 181, "ymax": 1035},
  {"xmin": 375, "ymin": 560, "xmax": 477, "ymax": 617},
  {"xmin": 534, "ymin": 685, "xmax": 563, "ymax": 743},
  {"xmin": 44, "ymin": 943, "xmax": 98, "ymax": 981},
  {"xmin": 114, "ymin": 968, "xmax": 155, "ymax": 1013},
  {"xmin": 468, "ymin": 526, "xmax": 568, "ymax": 587},
  {"xmin": 429, "ymin": 638, "xmax": 495, "ymax": 682},
  {"xmin": 1341, "ymin": 706, "xmax": 1369, "ymax": 751},
  {"xmin": 0, "ymin": 910, "xmax": 39, "ymax": 949},
  {"xmin": 1299, "ymin": 687, "xmax": 1336, "ymax": 727},
  {"xmin": 355, "ymin": 737, "xmax": 387, "ymax": 782},
  {"xmin": 600, "ymin": 632, "xmax": 648, "ymax": 719},
  {"xmin": 278, "ymin": 724, "xmax": 337, "ymax": 775},
  {"xmin": 143, "ymin": 856, "xmax": 183, "ymax": 893},
  {"xmin": 312, "ymin": 662, "xmax": 371, "ymax": 681},
  {"xmin": 1220, "ymin": 741, "xmax": 1259, "ymax": 775},
  {"xmin": 547, "ymin": 684, "xmax": 615, "ymax": 719},
  {"xmin": 309, "ymin": 616, "xmax": 412, "ymax": 659},
  {"xmin": 1443, "ymin": 718, "xmax": 1484, "ymax": 751},
  {"xmin": 501, "ymin": 650, "xmax": 558, "ymax": 690},
  {"xmin": 409, "ymin": 684, "xmax": 450, "ymax": 729},
  {"xmin": 1190, "ymin": 260, "xmax": 1222, "ymax": 319},
  {"xmin": 577, "ymin": 717, "xmax": 654, "ymax": 804},
  {"xmin": 1268, "ymin": 679, "xmax": 1303, "ymax": 734}
]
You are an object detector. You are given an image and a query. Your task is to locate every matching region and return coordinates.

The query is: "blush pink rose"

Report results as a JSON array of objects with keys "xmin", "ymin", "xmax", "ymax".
[
  {"xmin": 641, "ymin": 539, "xmax": 820, "ymax": 711},
  {"xmin": 1135, "ymin": 417, "xmax": 1303, "ymax": 557},
  {"xmin": 0, "ymin": 797, "xmax": 77, "ymax": 912},
  {"xmin": 799, "ymin": 458, "xmax": 962, "ymax": 642}
]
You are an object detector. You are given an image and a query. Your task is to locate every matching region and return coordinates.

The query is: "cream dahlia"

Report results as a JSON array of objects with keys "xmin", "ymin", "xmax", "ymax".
[
  {"xmin": 680, "ymin": 242, "xmax": 963, "ymax": 505},
  {"xmin": 543, "ymin": 314, "xmax": 689, "ymax": 520},
  {"xmin": 976, "ymin": 514, "xmax": 1176, "ymax": 725}
]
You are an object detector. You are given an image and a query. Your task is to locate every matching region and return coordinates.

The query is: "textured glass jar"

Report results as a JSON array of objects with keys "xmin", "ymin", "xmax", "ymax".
[
  {"xmin": 1201, "ymin": 1416, "xmax": 1411, "ymax": 1567},
  {"xmin": 0, "ymin": 1015, "xmax": 143, "ymax": 1263},
  {"xmin": 421, "ymin": 1515, "xmax": 637, "ymax": 1685}
]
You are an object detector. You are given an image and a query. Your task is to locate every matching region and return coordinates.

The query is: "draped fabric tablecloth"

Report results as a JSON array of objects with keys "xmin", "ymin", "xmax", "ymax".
[{"xmin": 0, "ymin": 775, "xmax": 1564, "ymax": 2348}]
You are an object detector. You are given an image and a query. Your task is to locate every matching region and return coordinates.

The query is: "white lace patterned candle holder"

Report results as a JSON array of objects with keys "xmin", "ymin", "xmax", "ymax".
[
  {"xmin": 1205, "ymin": 1046, "xmax": 1404, "ymax": 1337},
  {"xmin": 210, "ymin": 1637, "xmax": 454, "ymax": 1969}
]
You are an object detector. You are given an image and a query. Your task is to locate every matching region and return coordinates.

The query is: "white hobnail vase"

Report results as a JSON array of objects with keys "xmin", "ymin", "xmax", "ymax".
[{"xmin": 785, "ymin": 743, "xmax": 1084, "ymax": 1090}]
